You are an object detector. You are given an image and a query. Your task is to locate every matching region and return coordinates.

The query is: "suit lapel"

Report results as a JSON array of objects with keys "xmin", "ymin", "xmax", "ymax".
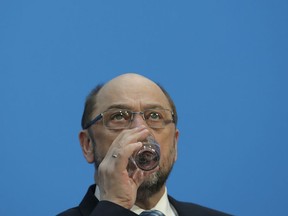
[{"xmin": 79, "ymin": 185, "xmax": 99, "ymax": 216}]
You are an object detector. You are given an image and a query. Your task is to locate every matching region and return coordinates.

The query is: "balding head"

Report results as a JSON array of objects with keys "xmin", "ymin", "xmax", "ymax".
[
  {"xmin": 81, "ymin": 73, "xmax": 178, "ymax": 129},
  {"xmin": 97, "ymin": 74, "xmax": 159, "ymax": 104}
]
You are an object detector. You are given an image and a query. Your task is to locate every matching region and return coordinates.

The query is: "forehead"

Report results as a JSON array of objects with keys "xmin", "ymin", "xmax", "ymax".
[{"xmin": 95, "ymin": 75, "xmax": 171, "ymax": 112}]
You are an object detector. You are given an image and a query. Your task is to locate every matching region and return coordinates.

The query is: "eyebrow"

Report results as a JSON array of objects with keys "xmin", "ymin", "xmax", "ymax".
[
  {"xmin": 106, "ymin": 104, "xmax": 168, "ymax": 111},
  {"xmin": 106, "ymin": 104, "xmax": 133, "ymax": 110},
  {"xmin": 143, "ymin": 104, "xmax": 167, "ymax": 110}
]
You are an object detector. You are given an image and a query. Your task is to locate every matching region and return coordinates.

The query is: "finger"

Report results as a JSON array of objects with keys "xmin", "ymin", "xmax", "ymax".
[
  {"xmin": 112, "ymin": 126, "xmax": 149, "ymax": 149},
  {"xmin": 131, "ymin": 168, "xmax": 145, "ymax": 187},
  {"xmin": 105, "ymin": 126, "xmax": 149, "ymax": 159},
  {"xmin": 112, "ymin": 141, "xmax": 143, "ymax": 171}
]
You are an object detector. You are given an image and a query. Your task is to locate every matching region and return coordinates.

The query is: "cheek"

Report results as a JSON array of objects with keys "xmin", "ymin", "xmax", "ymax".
[
  {"xmin": 157, "ymin": 132, "xmax": 177, "ymax": 164},
  {"xmin": 93, "ymin": 130, "xmax": 117, "ymax": 159}
]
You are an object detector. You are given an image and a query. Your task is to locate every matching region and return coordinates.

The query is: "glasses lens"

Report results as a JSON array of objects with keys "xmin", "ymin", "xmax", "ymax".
[
  {"xmin": 102, "ymin": 109, "xmax": 173, "ymax": 129},
  {"xmin": 144, "ymin": 109, "xmax": 171, "ymax": 128},
  {"xmin": 104, "ymin": 110, "xmax": 132, "ymax": 129}
]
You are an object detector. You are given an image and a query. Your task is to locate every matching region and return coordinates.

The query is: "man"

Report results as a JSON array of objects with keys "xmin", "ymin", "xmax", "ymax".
[{"xmin": 58, "ymin": 73, "xmax": 231, "ymax": 216}]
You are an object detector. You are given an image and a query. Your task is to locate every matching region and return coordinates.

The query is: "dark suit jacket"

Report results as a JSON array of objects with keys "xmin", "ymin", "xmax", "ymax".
[{"xmin": 57, "ymin": 185, "xmax": 231, "ymax": 216}]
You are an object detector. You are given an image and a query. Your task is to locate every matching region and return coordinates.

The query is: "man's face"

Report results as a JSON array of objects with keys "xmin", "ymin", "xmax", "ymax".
[{"xmin": 86, "ymin": 74, "xmax": 179, "ymax": 198}]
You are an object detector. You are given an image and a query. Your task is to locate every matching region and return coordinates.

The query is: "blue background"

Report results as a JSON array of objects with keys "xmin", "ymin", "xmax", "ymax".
[{"xmin": 1, "ymin": 1, "xmax": 287, "ymax": 215}]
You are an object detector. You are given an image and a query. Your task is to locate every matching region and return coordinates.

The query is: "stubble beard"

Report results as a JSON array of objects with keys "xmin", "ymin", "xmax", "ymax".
[
  {"xmin": 136, "ymin": 163, "xmax": 174, "ymax": 202},
  {"xmin": 93, "ymin": 143, "xmax": 176, "ymax": 202}
]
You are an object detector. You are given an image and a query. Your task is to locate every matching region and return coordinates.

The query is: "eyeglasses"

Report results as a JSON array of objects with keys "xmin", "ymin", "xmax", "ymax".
[{"xmin": 84, "ymin": 109, "xmax": 175, "ymax": 130}]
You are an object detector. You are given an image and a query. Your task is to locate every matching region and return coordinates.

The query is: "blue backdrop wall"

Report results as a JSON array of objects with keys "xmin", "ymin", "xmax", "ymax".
[{"xmin": 1, "ymin": 1, "xmax": 287, "ymax": 215}]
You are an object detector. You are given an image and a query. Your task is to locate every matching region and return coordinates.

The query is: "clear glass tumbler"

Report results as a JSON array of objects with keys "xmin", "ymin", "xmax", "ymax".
[{"xmin": 128, "ymin": 134, "xmax": 160, "ymax": 174}]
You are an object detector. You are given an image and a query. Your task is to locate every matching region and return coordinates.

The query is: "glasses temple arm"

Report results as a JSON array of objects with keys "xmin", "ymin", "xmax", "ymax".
[{"xmin": 83, "ymin": 114, "xmax": 103, "ymax": 129}]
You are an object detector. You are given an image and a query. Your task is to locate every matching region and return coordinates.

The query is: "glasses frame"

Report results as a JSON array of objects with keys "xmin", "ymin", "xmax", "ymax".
[{"xmin": 84, "ymin": 109, "xmax": 175, "ymax": 130}]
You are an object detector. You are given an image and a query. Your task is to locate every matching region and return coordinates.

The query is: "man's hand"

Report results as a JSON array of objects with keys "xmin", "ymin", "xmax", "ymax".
[{"xmin": 95, "ymin": 126, "xmax": 158, "ymax": 209}]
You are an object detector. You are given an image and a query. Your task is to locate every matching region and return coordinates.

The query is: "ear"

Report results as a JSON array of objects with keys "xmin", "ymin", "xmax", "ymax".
[
  {"xmin": 173, "ymin": 128, "xmax": 179, "ymax": 162},
  {"xmin": 79, "ymin": 130, "xmax": 95, "ymax": 163}
]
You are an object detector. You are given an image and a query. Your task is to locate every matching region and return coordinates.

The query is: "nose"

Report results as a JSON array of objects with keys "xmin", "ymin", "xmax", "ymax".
[{"xmin": 130, "ymin": 112, "xmax": 147, "ymax": 128}]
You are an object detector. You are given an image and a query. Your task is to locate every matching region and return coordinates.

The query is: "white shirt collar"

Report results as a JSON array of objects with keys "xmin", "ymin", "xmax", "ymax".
[{"xmin": 95, "ymin": 186, "xmax": 176, "ymax": 216}]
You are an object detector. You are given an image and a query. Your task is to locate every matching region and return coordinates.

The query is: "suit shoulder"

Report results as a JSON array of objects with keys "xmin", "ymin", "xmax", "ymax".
[
  {"xmin": 56, "ymin": 207, "xmax": 81, "ymax": 216},
  {"xmin": 168, "ymin": 196, "xmax": 232, "ymax": 216}
]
